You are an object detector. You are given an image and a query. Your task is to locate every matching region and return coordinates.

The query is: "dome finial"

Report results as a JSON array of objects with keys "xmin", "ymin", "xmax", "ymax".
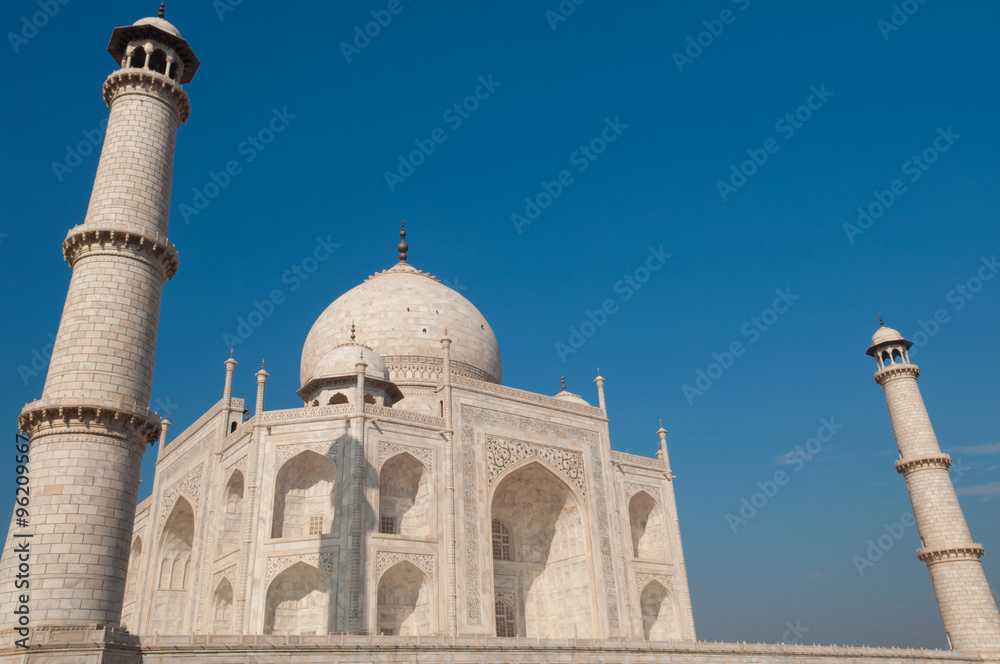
[
  {"xmin": 158, "ymin": 2, "xmax": 166, "ymax": 19},
  {"xmin": 561, "ymin": 374, "xmax": 566, "ymax": 391},
  {"xmin": 350, "ymin": 320, "xmax": 356, "ymax": 342},
  {"xmin": 879, "ymin": 315, "xmax": 884, "ymax": 327},
  {"xmin": 398, "ymin": 219, "xmax": 409, "ymax": 262}
]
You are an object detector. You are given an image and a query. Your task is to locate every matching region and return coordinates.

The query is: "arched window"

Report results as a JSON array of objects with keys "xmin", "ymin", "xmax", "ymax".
[
  {"xmin": 219, "ymin": 470, "xmax": 245, "ymax": 554},
  {"xmin": 328, "ymin": 393, "xmax": 348, "ymax": 405},
  {"xmin": 379, "ymin": 453, "xmax": 431, "ymax": 537},
  {"xmin": 230, "ymin": 421, "xmax": 237, "ymax": 433},
  {"xmin": 364, "ymin": 393, "xmax": 377, "ymax": 405},
  {"xmin": 150, "ymin": 498, "xmax": 194, "ymax": 634},
  {"xmin": 271, "ymin": 451, "xmax": 335, "ymax": 539},
  {"xmin": 491, "ymin": 519, "xmax": 511, "ymax": 561},
  {"xmin": 148, "ymin": 49, "xmax": 168, "ymax": 74},
  {"xmin": 131, "ymin": 46, "xmax": 147, "ymax": 69},
  {"xmin": 376, "ymin": 561, "xmax": 431, "ymax": 636},
  {"xmin": 629, "ymin": 491, "xmax": 669, "ymax": 561},
  {"xmin": 495, "ymin": 598, "xmax": 516, "ymax": 637},
  {"xmin": 264, "ymin": 563, "xmax": 330, "ymax": 635}
]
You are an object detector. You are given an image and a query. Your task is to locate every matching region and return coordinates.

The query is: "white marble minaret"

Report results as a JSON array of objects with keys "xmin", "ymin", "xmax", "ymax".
[
  {"xmin": 0, "ymin": 4, "xmax": 198, "ymax": 634},
  {"xmin": 867, "ymin": 320, "xmax": 1000, "ymax": 651}
]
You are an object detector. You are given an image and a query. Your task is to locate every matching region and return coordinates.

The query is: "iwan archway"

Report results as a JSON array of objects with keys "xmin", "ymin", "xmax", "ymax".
[{"xmin": 489, "ymin": 459, "xmax": 595, "ymax": 638}]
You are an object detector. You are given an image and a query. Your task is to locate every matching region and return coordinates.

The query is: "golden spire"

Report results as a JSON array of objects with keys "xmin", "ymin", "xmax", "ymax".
[
  {"xmin": 158, "ymin": 2, "xmax": 165, "ymax": 19},
  {"xmin": 561, "ymin": 374, "xmax": 566, "ymax": 391},
  {"xmin": 350, "ymin": 321, "xmax": 356, "ymax": 342},
  {"xmin": 879, "ymin": 315, "xmax": 884, "ymax": 327}
]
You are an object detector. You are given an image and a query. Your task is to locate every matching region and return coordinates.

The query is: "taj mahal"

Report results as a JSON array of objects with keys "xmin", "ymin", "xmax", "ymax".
[{"xmin": 0, "ymin": 6, "xmax": 999, "ymax": 664}]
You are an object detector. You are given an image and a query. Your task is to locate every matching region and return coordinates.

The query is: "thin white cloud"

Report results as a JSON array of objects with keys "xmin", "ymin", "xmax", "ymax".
[
  {"xmin": 948, "ymin": 442, "xmax": 1000, "ymax": 455},
  {"xmin": 956, "ymin": 482, "xmax": 1000, "ymax": 499}
]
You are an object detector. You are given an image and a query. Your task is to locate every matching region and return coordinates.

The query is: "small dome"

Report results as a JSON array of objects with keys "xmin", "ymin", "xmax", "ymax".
[
  {"xmin": 866, "ymin": 321, "xmax": 912, "ymax": 357},
  {"xmin": 132, "ymin": 16, "xmax": 182, "ymax": 38},
  {"xmin": 553, "ymin": 389, "xmax": 590, "ymax": 406},
  {"xmin": 871, "ymin": 324, "xmax": 904, "ymax": 347},
  {"xmin": 312, "ymin": 344, "xmax": 389, "ymax": 383}
]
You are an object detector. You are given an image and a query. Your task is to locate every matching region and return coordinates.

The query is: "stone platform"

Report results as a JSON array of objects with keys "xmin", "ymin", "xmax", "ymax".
[{"xmin": 2, "ymin": 629, "xmax": 998, "ymax": 664}]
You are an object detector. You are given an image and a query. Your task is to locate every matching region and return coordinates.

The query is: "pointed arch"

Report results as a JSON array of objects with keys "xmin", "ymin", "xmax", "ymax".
[
  {"xmin": 489, "ymin": 460, "xmax": 594, "ymax": 638},
  {"xmin": 640, "ymin": 580, "xmax": 679, "ymax": 640},
  {"xmin": 148, "ymin": 497, "xmax": 194, "ymax": 634},
  {"xmin": 379, "ymin": 452, "xmax": 431, "ymax": 537},
  {"xmin": 219, "ymin": 469, "xmax": 245, "ymax": 554},
  {"xmin": 211, "ymin": 578, "xmax": 234, "ymax": 634},
  {"xmin": 629, "ymin": 490, "xmax": 669, "ymax": 561},
  {"xmin": 271, "ymin": 450, "xmax": 336, "ymax": 539},
  {"xmin": 121, "ymin": 536, "xmax": 143, "ymax": 631},
  {"xmin": 264, "ymin": 562, "xmax": 330, "ymax": 635},
  {"xmin": 376, "ymin": 560, "xmax": 432, "ymax": 635}
]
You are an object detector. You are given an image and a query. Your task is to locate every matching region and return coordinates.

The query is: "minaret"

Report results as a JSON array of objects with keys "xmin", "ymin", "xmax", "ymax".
[
  {"xmin": 867, "ymin": 320, "xmax": 1000, "ymax": 651},
  {"xmin": 1, "ymin": 6, "xmax": 198, "ymax": 632}
]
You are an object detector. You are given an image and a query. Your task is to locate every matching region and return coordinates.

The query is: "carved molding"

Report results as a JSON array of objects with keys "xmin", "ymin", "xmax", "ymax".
[
  {"xmin": 375, "ymin": 551, "xmax": 434, "ymax": 580},
  {"xmin": 62, "ymin": 226, "xmax": 179, "ymax": 280},
  {"xmin": 19, "ymin": 401, "xmax": 160, "ymax": 447},
  {"xmin": 378, "ymin": 441, "xmax": 433, "ymax": 470},
  {"xmin": 895, "ymin": 454, "xmax": 952, "ymax": 475},
  {"xmin": 610, "ymin": 450, "xmax": 667, "ymax": 471},
  {"xmin": 103, "ymin": 68, "xmax": 191, "ymax": 123},
  {"xmin": 265, "ymin": 552, "xmax": 337, "ymax": 587},
  {"xmin": 452, "ymin": 374, "xmax": 601, "ymax": 416},
  {"xmin": 917, "ymin": 545, "xmax": 984, "ymax": 564},
  {"xmin": 486, "ymin": 436, "xmax": 586, "ymax": 501}
]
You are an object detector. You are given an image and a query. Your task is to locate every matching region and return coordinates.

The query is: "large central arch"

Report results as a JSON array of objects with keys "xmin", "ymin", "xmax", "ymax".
[{"xmin": 490, "ymin": 460, "xmax": 594, "ymax": 638}]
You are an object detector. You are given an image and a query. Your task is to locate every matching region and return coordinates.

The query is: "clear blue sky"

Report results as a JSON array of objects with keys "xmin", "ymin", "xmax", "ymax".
[{"xmin": 1, "ymin": 0, "xmax": 999, "ymax": 650}]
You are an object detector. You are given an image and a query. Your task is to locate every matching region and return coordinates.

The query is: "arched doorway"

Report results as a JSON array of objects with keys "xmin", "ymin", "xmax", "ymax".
[
  {"xmin": 148, "ymin": 498, "xmax": 194, "ymax": 634},
  {"xmin": 264, "ymin": 562, "xmax": 330, "ymax": 635},
  {"xmin": 271, "ymin": 451, "xmax": 335, "ymax": 539},
  {"xmin": 629, "ymin": 491, "xmax": 669, "ymax": 561},
  {"xmin": 376, "ymin": 560, "xmax": 432, "ymax": 635},
  {"xmin": 640, "ymin": 581, "xmax": 678, "ymax": 640},
  {"xmin": 490, "ymin": 461, "xmax": 593, "ymax": 638}
]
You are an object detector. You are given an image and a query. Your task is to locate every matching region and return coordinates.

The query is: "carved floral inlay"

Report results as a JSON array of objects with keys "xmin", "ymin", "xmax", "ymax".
[
  {"xmin": 265, "ymin": 553, "xmax": 336, "ymax": 587},
  {"xmin": 624, "ymin": 481, "xmax": 662, "ymax": 504},
  {"xmin": 375, "ymin": 551, "xmax": 434, "ymax": 580},
  {"xmin": 486, "ymin": 436, "xmax": 586, "ymax": 501},
  {"xmin": 158, "ymin": 465, "xmax": 203, "ymax": 530},
  {"xmin": 275, "ymin": 441, "xmax": 338, "ymax": 469},
  {"xmin": 635, "ymin": 572, "xmax": 674, "ymax": 595},
  {"xmin": 378, "ymin": 441, "xmax": 433, "ymax": 470}
]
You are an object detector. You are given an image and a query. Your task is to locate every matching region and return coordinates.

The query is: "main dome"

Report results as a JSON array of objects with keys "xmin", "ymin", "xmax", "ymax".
[{"xmin": 301, "ymin": 262, "xmax": 501, "ymax": 387}]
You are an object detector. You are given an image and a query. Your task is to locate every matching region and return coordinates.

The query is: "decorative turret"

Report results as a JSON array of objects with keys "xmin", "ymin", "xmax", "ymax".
[{"xmin": 867, "ymin": 319, "xmax": 1000, "ymax": 651}]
